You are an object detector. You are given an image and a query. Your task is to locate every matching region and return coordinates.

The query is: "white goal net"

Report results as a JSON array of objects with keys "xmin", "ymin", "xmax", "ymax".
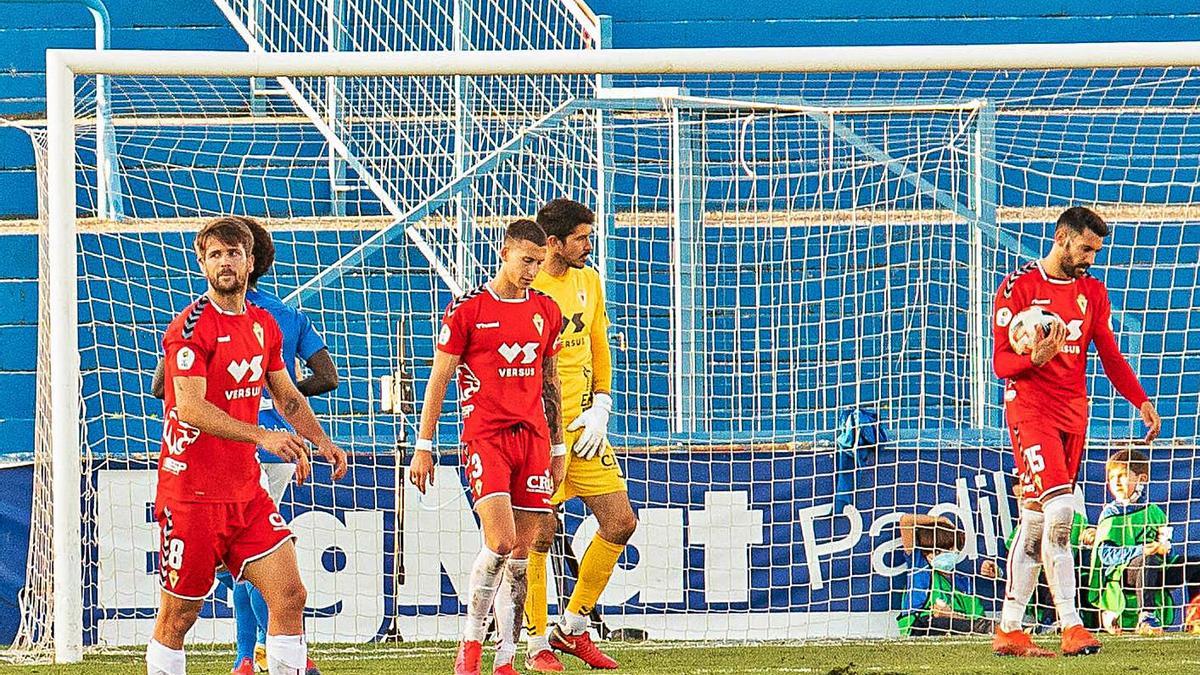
[{"xmin": 16, "ymin": 39, "xmax": 1200, "ymax": 660}]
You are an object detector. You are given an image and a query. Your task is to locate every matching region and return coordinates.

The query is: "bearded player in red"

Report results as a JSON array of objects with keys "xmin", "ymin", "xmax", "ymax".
[
  {"xmin": 991, "ymin": 207, "xmax": 1161, "ymax": 658},
  {"xmin": 408, "ymin": 219, "xmax": 566, "ymax": 675},
  {"xmin": 148, "ymin": 217, "xmax": 348, "ymax": 675}
]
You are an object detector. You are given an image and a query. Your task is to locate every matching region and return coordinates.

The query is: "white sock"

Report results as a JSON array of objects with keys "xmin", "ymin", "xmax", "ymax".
[
  {"xmin": 265, "ymin": 633, "xmax": 306, "ymax": 675},
  {"xmin": 146, "ymin": 639, "xmax": 186, "ymax": 675},
  {"xmin": 999, "ymin": 509, "xmax": 1044, "ymax": 633},
  {"xmin": 527, "ymin": 633, "xmax": 551, "ymax": 654},
  {"xmin": 493, "ymin": 558, "xmax": 529, "ymax": 666},
  {"xmin": 464, "ymin": 546, "xmax": 508, "ymax": 642},
  {"xmin": 1041, "ymin": 494, "xmax": 1083, "ymax": 628},
  {"xmin": 562, "ymin": 609, "xmax": 588, "ymax": 635}
]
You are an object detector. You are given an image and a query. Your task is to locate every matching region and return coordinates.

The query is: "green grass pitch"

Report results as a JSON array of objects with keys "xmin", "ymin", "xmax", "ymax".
[{"xmin": 2, "ymin": 636, "xmax": 1198, "ymax": 674}]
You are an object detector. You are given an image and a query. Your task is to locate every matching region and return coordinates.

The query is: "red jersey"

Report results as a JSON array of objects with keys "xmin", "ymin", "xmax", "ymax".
[
  {"xmin": 437, "ymin": 283, "xmax": 563, "ymax": 442},
  {"xmin": 158, "ymin": 295, "xmax": 285, "ymax": 502},
  {"xmin": 992, "ymin": 261, "xmax": 1148, "ymax": 433}
]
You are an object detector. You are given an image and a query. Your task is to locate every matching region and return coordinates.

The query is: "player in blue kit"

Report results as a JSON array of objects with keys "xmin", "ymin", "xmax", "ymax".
[{"xmin": 153, "ymin": 217, "xmax": 338, "ymax": 675}]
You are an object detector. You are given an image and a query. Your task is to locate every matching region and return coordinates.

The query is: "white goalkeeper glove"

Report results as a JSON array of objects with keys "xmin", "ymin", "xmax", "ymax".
[{"xmin": 566, "ymin": 392, "xmax": 612, "ymax": 460}]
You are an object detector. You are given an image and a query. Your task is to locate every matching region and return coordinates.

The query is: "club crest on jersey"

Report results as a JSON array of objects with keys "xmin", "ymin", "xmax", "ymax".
[
  {"xmin": 167, "ymin": 570, "xmax": 179, "ymax": 588},
  {"xmin": 532, "ymin": 313, "xmax": 544, "ymax": 335},
  {"xmin": 577, "ymin": 289, "xmax": 587, "ymax": 307},
  {"xmin": 1076, "ymin": 294, "xmax": 1088, "ymax": 314},
  {"xmin": 253, "ymin": 322, "xmax": 265, "ymax": 348}
]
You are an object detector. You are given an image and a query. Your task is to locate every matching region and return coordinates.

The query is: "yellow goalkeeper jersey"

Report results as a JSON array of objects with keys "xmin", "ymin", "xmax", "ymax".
[{"xmin": 531, "ymin": 265, "xmax": 612, "ymax": 420}]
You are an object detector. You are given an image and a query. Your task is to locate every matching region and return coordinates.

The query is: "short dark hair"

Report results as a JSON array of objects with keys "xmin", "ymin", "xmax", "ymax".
[
  {"xmin": 1056, "ymin": 206, "xmax": 1110, "ymax": 238},
  {"xmin": 195, "ymin": 216, "xmax": 254, "ymax": 257},
  {"xmin": 234, "ymin": 216, "xmax": 275, "ymax": 287},
  {"xmin": 1107, "ymin": 448, "xmax": 1150, "ymax": 478},
  {"xmin": 505, "ymin": 218, "xmax": 548, "ymax": 247},
  {"xmin": 915, "ymin": 518, "xmax": 966, "ymax": 553},
  {"xmin": 536, "ymin": 198, "xmax": 594, "ymax": 240}
]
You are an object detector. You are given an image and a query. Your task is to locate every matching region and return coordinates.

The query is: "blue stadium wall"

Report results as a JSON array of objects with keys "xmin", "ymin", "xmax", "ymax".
[{"xmin": 3, "ymin": 0, "xmax": 1200, "ymax": 453}]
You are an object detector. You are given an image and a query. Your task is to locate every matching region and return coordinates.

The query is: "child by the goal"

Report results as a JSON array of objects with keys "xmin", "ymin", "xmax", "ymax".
[
  {"xmin": 896, "ymin": 514, "xmax": 995, "ymax": 637},
  {"xmin": 1087, "ymin": 448, "xmax": 1200, "ymax": 635}
]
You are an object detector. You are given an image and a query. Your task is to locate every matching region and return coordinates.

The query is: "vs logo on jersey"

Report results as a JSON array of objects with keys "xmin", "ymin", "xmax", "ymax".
[
  {"xmin": 227, "ymin": 355, "xmax": 264, "ymax": 383},
  {"xmin": 498, "ymin": 342, "xmax": 539, "ymax": 365}
]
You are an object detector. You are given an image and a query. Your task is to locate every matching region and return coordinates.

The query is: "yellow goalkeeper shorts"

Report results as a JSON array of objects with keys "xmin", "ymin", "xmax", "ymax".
[{"xmin": 551, "ymin": 426, "xmax": 627, "ymax": 505}]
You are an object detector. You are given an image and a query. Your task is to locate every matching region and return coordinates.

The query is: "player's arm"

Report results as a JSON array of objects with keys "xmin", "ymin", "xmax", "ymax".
[
  {"xmin": 294, "ymin": 312, "xmax": 339, "ymax": 396},
  {"xmin": 151, "ymin": 359, "xmax": 166, "ymax": 399},
  {"xmin": 567, "ymin": 280, "xmax": 613, "ymax": 459},
  {"xmin": 266, "ymin": 368, "xmax": 348, "ymax": 480},
  {"xmin": 409, "ymin": 348, "xmax": 461, "ymax": 494},
  {"xmin": 296, "ymin": 347, "xmax": 339, "ymax": 396},
  {"xmin": 542, "ymin": 352, "xmax": 567, "ymax": 488},
  {"xmin": 1091, "ymin": 292, "xmax": 1160, "ymax": 442},
  {"xmin": 992, "ymin": 282, "xmax": 1036, "ymax": 378},
  {"xmin": 172, "ymin": 374, "xmax": 309, "ymax": 475},
  {"xmin": 590, "ymin": 283, "xmax": 613, "ymax": 398}
]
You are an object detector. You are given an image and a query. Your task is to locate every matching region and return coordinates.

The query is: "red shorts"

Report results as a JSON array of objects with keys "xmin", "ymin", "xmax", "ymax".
[
  {"xmin": 462, "ymin": 424, "xmax": 553, "ymax": 512},
  {"xmin": 155, "ymin": 489, "xmax": 293, "ymax": 600},
  {"xmin": 1008, "ymin": 422, "xmax": 1086, "ymax": 502}
]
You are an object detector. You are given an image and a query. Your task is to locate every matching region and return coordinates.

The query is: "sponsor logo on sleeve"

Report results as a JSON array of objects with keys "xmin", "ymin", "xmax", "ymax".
[
  {"xmin": 438, "ymin": 324, "xmax": 451, "ymax": 345},
  {"xmin": 176, "ymin": 346, "xmax": 196, "ymax": 371},
  {"xmin": 995, "ymin": 307, "xmax": 1012, "ymax": 328}
]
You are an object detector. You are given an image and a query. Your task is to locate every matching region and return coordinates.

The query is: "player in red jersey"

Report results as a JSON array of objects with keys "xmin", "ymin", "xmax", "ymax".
[
  {"xmin": 408, "ymin": 219, "xmax": 566, "ymax": 675},
  {"xmin": 147, "ymin": 217, "xmax": 348, "ymax": 675},
  {"xmin": 990, "ymin": 207, "xmax": 1161, "ymax": 658}
]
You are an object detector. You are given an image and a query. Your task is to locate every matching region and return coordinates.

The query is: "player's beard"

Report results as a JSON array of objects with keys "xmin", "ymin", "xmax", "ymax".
[
  {"xmin": 1061, "ymin": 257, "xmax": 1090, "ymax": 278},
  {"xmin": 567, "ymin": 248, "xmax": 590, "ymax": 269},
  {"xmin": 208, "ymin": 268, "xmax": 247, "ymax": 296}
]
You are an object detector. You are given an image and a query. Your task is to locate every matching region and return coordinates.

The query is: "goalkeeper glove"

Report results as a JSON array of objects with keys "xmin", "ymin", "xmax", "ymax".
[{"xmin": 566, "ymin": 392, "xmax": 612, "ymax": 460}]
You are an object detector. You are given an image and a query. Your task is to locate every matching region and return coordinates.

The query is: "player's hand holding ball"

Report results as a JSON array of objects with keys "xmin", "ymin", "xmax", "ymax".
[
  {"xmin": 1029, "ymin": 320, "xmax": 1068, "ymax": 367},
  {"xmin": 567, "ymin": 392, "xmax": 612, "ymax": 459},
  {"xmin": 259, "ymin": 429, "xmax": 311, "ymax": 484}
]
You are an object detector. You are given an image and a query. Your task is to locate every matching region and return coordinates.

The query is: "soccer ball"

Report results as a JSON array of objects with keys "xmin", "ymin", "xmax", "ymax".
[{"xmin": 1008, "ymin": 306, "xmax": 1062, "ymax": 355}]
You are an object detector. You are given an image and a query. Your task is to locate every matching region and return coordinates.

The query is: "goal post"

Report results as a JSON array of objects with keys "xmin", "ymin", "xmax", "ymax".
[{"xmin": 31, "ymin": 44, "xmax": 1200, "ymax": 661}]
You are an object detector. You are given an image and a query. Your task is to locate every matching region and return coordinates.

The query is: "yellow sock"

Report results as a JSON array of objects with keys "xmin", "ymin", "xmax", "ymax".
[
  {"xmin": 566, "ymin": 534, "xmax": 624, "ymax": 617},
  {"xmin": 524, "ymin": 549, "xmax": 549, "ymax": 639}
]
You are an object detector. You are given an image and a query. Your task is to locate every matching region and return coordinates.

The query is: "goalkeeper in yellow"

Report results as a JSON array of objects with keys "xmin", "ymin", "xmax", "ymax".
[{"xmin": 501, "ymin": 198, "xmax": 636, "ymax": 672}]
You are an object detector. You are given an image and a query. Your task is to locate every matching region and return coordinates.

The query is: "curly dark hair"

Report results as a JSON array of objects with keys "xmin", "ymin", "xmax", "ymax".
[
  {"xmin": 536, "ymin": 198, "xmax": 594, "ymax": 240},
  {"xmin": 231, "ymin": 216, "xmax": 275, "ymax": 287}
]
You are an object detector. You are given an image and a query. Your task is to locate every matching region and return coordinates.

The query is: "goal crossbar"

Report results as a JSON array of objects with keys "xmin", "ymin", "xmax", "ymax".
[{"xmin": 46, "ymin": 42, "xmax": 1200, "ymax": 78}]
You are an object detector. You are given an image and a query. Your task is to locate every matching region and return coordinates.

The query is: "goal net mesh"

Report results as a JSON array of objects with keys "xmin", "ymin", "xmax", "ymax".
[{"xmin": 15, "ymin": 47, "xmax": 1200, "ymax": 655}]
